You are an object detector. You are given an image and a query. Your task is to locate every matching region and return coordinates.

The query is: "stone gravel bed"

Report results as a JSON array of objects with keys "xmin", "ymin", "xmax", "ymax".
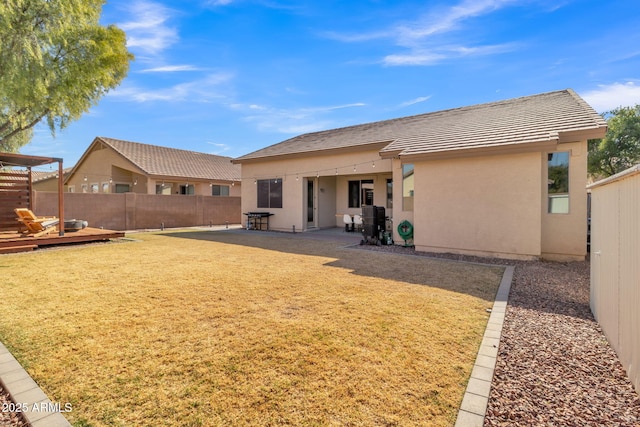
[
  {"xmin": 0, "ymin": 385, "xmax": 27, "ymax": 427},
  {"xmin": 358, "ymin": 244, "xmax": 640, "ymax": 426}
]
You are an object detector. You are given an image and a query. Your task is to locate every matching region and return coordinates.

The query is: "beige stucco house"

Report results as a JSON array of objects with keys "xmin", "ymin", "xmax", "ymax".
[
  {"xmin": 66, "ymin": 137, "xmax": 241, "ymax": 197},
  {"xmin": 233, "ymin": 89, "xmax": 607, "ymax": 261}
]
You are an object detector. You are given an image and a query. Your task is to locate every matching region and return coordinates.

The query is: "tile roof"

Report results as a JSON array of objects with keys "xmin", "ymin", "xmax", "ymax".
[
  {"xmin": 234, "ymin": 89, "xmax": 607, "ymax": 162},
  {"xmin": 32, "ymin": 168, "xmax": 72, "ymax": 182},
  {"xmin": 96, "ymin": 137, "xmax": 240, "ymax": 181}
]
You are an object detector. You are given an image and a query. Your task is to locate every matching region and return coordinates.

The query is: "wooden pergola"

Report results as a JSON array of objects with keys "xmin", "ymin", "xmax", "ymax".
[{"xmin": 0, "ymin": 152, "xmax": 65, "ymax": 235}]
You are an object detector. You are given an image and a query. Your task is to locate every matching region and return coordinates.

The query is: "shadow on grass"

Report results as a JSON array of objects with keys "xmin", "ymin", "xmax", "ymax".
[{"xmin": 160, "ymin": 229, "xmax": 504, "ymax": 303}]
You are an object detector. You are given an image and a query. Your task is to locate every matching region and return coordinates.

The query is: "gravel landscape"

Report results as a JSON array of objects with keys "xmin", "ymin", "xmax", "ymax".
[{"xmin": 0, "ymin": 385, "xmax": 26, "ymax": 427}]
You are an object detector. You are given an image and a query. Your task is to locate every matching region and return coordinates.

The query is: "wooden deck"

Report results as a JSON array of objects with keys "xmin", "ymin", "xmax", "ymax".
[{"xmin": 0, "ymin": 227, "xmax": 126, "ymax": 254}]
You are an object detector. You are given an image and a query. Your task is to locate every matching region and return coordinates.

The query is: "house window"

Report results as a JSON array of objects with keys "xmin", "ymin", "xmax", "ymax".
[
  {"xmin": 386, "ymin": 179, "xmax": 393, "ymax": 209},
  {"xmin": 90, "ymin": 183, "xmax": 99, "ymax": 193},
  {"xmin": 102, "ymin": 182, "xmax": 111, "ymax": 193},
  {"xmin": 348, "ymin": 179, "xmax": 374, "ymax": 208},
  {"xmin": 115, "ymin": 184, "xmax": 130, "ymax": 193},
  {"xmin": 257, "ymin": 179, "xmax": 282, "ymax": 208},
  {"xmin": 68, "ymin": 186, "xmax": 75, "ymax": 193},
  {"xmin": 156, "ymin": 183, "xmax": 172, "ymax": 195},
  {"xmin": 81, "ymin": 184, "xmax": 88, "ymax": 193},
  {"xmin": 548, "ymin": 152, "xmax": 569, "ymax": 214},
  {"xmin": 180, "ymin": 184, "xmax": 195, "ymax": 195},
  {"xmin": 402, "ymin": 164, "xmax": 414, "ymax": 211},
  {"xmin": 212, "ymin": 185, "xmax": 230, "ymax": 196}
]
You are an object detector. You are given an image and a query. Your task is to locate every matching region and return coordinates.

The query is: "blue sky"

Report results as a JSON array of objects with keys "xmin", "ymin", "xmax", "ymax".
[{"xmin": 22, "ymin": 0, "xmax": 640, "ymax": 168}]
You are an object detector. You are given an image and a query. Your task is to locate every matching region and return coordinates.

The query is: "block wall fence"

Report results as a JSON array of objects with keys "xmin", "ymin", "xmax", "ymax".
[{"xmin": 33, "ymin": 191, "xmax": 242, "ymax": 231}]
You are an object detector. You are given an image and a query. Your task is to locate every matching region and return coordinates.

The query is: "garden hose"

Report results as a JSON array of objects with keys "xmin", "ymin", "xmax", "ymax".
[{"xmin": 397, "ymin": 220, "xmax": 414, "ymax": 240}]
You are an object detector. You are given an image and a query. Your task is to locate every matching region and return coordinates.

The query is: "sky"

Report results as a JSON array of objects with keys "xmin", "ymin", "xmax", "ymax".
[{"xmin": 20, "ymin": 0, "xmax": 640, "ymax": 169}]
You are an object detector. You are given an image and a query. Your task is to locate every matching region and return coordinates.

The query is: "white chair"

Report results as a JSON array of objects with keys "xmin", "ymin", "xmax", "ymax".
[
  {"xmin": 343, "ymin": 214, "xmax": 353, "ymax": 232},
  {"xmin": 353, "ymin": 214, "xmax": 363, "ymax": 232}
]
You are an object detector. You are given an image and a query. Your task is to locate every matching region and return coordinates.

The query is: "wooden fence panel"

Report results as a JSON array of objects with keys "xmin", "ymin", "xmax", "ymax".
[{"xmin": 0, "ymin": 171, "xmax": 30, "ymax": 231}]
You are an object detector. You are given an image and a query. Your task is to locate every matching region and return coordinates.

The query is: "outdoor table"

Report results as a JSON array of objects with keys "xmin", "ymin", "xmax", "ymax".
[{"xmin": 243, "ymin": 212, "xmax": 273, "ymax": 230}]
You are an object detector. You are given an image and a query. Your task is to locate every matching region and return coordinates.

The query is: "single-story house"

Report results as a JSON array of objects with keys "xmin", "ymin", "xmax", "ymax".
[
  {"xmin": 65, "ymin": 137, "xmax": 241, "ymax": 197},
  {"xmin": 233, "ymin": 89, "xmax": 607, "ymax": 261},
  {"xmin": 32, "ymin": 168, "xmax": 71, "ymax": 191}
]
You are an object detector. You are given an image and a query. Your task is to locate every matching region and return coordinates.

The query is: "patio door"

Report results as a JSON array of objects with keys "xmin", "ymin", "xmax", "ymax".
[{"xmin": 307, "ymin": 179, "xmax": 316, "ymax": 228}]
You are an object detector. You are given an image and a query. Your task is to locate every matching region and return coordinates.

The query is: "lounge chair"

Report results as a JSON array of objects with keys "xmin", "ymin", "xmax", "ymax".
[
  {"xmin": 15, "ymin": 208, "xmax": 60, "ymax": 238},
  {"xmin": 343, "ymin": 214, "xmax": 353, "ymax": 232}
]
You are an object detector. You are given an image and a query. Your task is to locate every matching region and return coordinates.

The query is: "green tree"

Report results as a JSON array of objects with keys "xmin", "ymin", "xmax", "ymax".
[
  {"xmin": 0, "ymin": 0, "xmax": 133, "ymax": 152},
  {"xmin": 588, "ymin": 105, "xmax": 640, "ymax": 178}
]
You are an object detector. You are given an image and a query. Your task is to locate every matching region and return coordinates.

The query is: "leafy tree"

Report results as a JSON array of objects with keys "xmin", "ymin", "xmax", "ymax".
[
  {"xmin": 0, "ymin": 0, "xmax": 133, "ymax": 152},
  {"xmin": 588, "ymin": 105, "xmax": 640, "ymax": 178}
]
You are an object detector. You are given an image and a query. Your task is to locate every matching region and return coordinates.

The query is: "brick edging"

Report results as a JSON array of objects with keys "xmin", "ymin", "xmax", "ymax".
[
  {"xmin": 455, "ymin": 265, "xmax": 514, "ymax": 427},
  {"xmin": 0, "ymin": 342, "xmax": 72, "ymax": 427}
]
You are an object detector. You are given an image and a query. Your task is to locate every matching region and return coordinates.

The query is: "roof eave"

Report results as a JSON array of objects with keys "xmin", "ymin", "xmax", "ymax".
[
  {"xmin": 233, "ymin": 141, "xmax": 392, "ymax": 164},
  {"xmin": 557, "ymin": 126, "xmax": 607, "ymax": 143},
  {"xmin": 395, "ymin": 139, "xmax": 560, "ymax": 163}
]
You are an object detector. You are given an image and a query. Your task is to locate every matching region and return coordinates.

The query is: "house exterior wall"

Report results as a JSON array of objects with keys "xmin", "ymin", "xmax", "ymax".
[
  {"xmin": 238, "ymin": 149, "xmax": 392, "ymax": 231},
  {"xmin": 66, "ymin": 145, "xmax": 147, "ymax": 193},
  {"xmin": 390, "ymin": 159, "xmax": 414, "ymax": 240},
  {"xmin": 317, "ymin": 176, "xmax": 337, "ymax": 228},
  {"xmin": 33, "ymin": 178, "xmax": 60, "ymax": 192},
  {"xmin": 541, "ymin": 141, "xmax": 589, "ymax": 261},
  {"xmin": 589, "ymin": 165, "xmax": 640, "ymax": 393},
  {"xmin": 411, "ymin": 152, "xmax": 543, "ymax": 260},
  {"xmin": 145, "ymin": 178, "xmax": 241, "ymax": 197}
]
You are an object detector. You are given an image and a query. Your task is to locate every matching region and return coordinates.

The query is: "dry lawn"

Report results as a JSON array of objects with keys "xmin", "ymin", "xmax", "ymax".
[{"xmin": 0, "ymin": 230, "xmax": 503, "ymax": 426}]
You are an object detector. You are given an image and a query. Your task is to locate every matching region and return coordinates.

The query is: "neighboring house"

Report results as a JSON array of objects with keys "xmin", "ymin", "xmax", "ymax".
[
  {"xmin": 65, "ymin": 137, "xmax": 241, "ymax": 197},
  {"xmin": 32, "ymin": 168, "xmax": 71, "ymax": 191},
  {"xmin": 233, "ymin": 89, "xmax": 607, "ymax": 261}
]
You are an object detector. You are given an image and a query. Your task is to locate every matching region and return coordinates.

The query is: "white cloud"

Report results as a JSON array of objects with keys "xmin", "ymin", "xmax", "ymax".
[
  {"xmin": 581, "ymin": 82, "xmax": 640, "ymax": 113},
  {"xmin": 119, "ymin": 1, "xmax": 178, "ymax": 56},
  {"xmin": 384, "ymin": 51, "xmax": 446, "ymax": 66},
  {"xmin": 205, "ymin": 0, "xmax": 234, "ymax": 5},
  {"xmin": 240, "ymin": 102, "xmax": 366, "ymax": 134},
  {"xmin": 206, "ymin": 142, "xmax": 231, "ymax": 154},
  {"xmin": 382, "ymin": 42, "xmax": 517, "ymax": 66},
  {"xmin": 326, "ymin": 0, "xmax": 522, "ymax": 66},
  {"xmin": 395, "ymin": 0, "xmax": 515, "ymax": 45},
  {"xmin": 322, "ymin": 30, "xmax": 392, "ymax": 43},
  {"xmin": 398, "ymin": 96, "xmax": 432, "ymax": 108},
  {"xmin": 109, "ymin": 72, "xmax": 234, "ymax": 103},
  {"xmin": 139, "ymin": 65, "xmax": 201, "ymax": 73}
]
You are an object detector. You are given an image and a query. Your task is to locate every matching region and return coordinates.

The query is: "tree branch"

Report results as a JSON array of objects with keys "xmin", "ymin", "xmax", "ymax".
[{"xmin": 0, "ymin": 109, "xmax": 49, "ymax": 141}]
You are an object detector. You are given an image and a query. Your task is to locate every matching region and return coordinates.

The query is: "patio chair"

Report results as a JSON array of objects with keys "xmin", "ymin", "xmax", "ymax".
[
  {"xmin": 15, "ymin": 208, "xmax": 59, "ymax": 238},
  {"xmin": 353, "ymin": 214, "xmax": 363, "ymax": 232},
  {"xmin": 343, "ymin": 213, "xmax": 353, "ymax": 232}
]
